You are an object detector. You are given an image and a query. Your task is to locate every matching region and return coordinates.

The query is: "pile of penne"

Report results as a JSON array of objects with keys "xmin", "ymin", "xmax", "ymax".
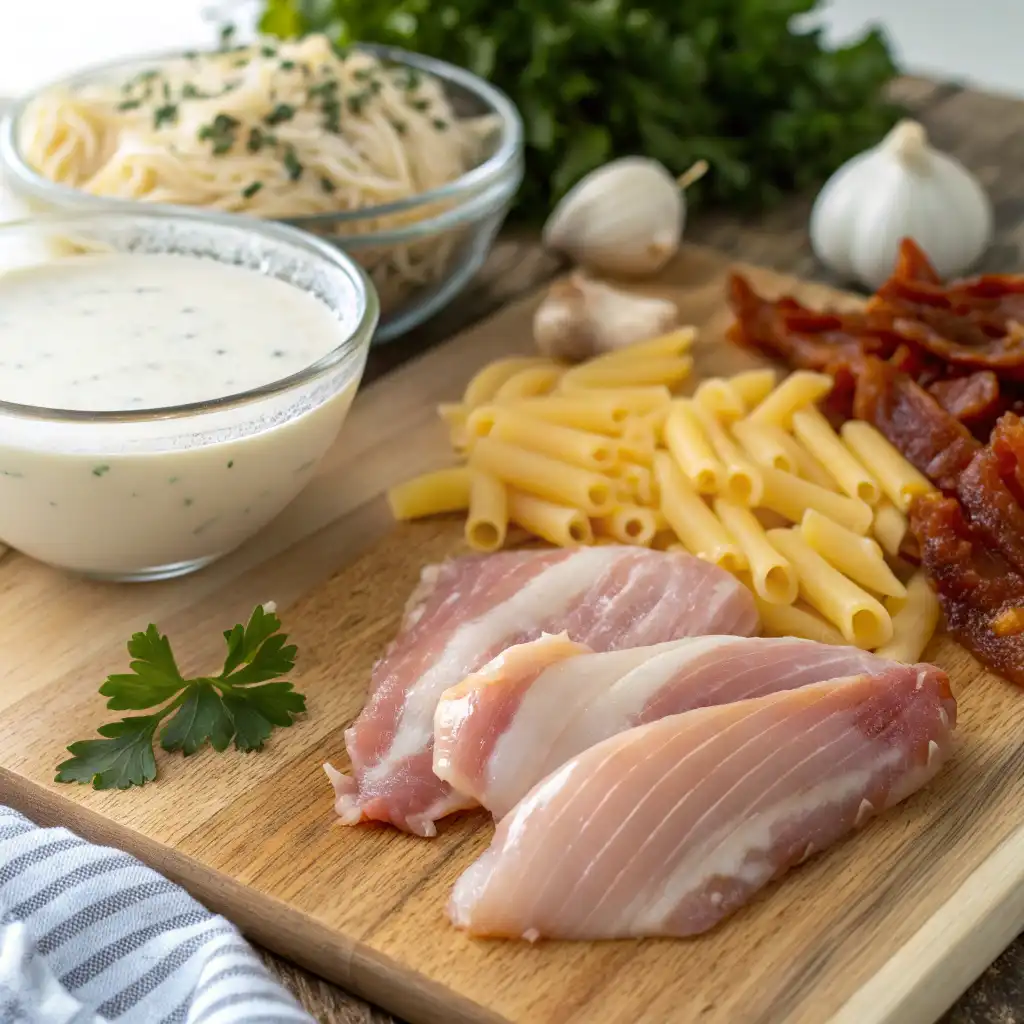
[{"xmin": 387, "ymin": 327, "xmax": 942, "ymax": 663}]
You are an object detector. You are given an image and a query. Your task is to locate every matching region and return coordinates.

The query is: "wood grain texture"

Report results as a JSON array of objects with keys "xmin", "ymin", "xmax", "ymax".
[{"xmin": 0, "ymin": 242, "xmax": 1021, "ymax": 1024}]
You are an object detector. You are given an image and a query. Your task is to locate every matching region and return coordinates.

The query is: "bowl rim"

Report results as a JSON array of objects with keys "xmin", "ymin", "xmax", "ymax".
[
  {"xmin": 0, "ymin": 207, "xmax": 379, "ymax": 424},
  {"xmin": 0, "ymin": 41, "xmax": 524, "ymax": 229}
]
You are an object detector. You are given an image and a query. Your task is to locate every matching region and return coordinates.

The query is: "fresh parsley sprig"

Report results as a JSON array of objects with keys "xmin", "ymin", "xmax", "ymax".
[{"xmin": 56, "ymin": 604, "xmax": 305, "ymax": 791}]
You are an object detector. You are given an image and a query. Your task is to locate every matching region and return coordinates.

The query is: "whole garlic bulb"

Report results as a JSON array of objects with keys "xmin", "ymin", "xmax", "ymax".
[
  {"xmin": 542, "ymin": 157, "xmax": 707, "ymax": 278},
  {"xmin": 810, "ymin": 119, "xmax": 993, "ymax": 289},
  {"xmin": 533, "ymin": 272, "xmax": 678, "ymax": 362}
]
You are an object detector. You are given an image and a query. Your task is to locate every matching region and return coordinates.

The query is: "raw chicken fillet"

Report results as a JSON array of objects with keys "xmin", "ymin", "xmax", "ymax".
[
  {"xmin": 327, "ymin": 546, "xmax": 758, "ymax": 836},
  {"xmin": 449, "ymin": 664, "xmax": 956, "ymax": 940},
  {"xmin": 434, "ymin": 633, "xmax": 897, "ymax": 819}
]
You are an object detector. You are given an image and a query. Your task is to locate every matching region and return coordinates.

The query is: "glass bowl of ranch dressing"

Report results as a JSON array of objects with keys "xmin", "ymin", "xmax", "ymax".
[{"xmin": 0, "ymin": 208, "xmax": 378, "ymax": 581}]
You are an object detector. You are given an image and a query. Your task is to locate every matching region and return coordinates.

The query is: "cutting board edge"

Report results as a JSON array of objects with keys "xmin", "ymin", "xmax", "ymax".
[
  {"xmin": 828, "ymin": 814, "xmax": 1024, "ymax": 1024},
  {"xmin": 1, "ymin": 769, "xmax": 508, "ymax": 1024}
]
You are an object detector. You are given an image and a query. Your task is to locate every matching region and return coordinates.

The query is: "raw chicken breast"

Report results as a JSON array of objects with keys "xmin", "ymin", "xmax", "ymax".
[
  {"xmin": 434, "ymin": 633, "xmax": 895, "ymax": 819},
  {"xmin": 449, "ymin": 664, "xmax": 956, "ymax": 940},
  {"xmin": 328, "ymin": 546, "xmax": 758, "ymax": 836}
]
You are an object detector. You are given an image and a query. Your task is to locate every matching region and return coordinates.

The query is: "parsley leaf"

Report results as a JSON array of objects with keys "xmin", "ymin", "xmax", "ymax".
[{"xmin": 56, "ymin": 604, "xmax": 305, "ymax": 790}]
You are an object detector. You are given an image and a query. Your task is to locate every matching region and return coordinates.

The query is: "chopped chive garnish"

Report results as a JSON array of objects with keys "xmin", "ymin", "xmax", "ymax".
[
  {"xmin": 242, "ymin": 181, "xmax": 263, "ymax": 198},
  {"xmin": 117, "ymin": 99, "xmax": 142, "ymax": 111},
  {"xmin": 411, "ymin": 98, "xmax": 430, "ymax": 112},
  {"xmin": 320, "ymin": 175, "xmax": 336, "ymax": 193},
  {"xmin": 282, "ymin": 146, "xmax": 303, "ymax": 181},
  {"xmin": 432, "ymin": 118, "xmax": 448, "ymax": 131},
  {"xmin": 153, "ymin": 104, "xmax": 178, "ymax": 129},
  {"xmin": 265, "ymin": 103, "xmax": 296, "ymax": 125}
]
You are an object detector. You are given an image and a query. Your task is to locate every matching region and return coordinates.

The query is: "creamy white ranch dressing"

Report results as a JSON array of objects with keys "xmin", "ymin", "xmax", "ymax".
[
  {"xmin": 0, "ymin": 253, "xmax": 344, "ymax": 411},
  {"xmin": 0, "ymin": 250, "xmax": 364, "ymax": 580}
]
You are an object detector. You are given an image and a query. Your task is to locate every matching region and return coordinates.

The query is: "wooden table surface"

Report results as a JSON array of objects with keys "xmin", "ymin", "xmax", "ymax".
[{"xmin": 250, "ymin": 74, "xmax": 1024, "ymax": 1024}]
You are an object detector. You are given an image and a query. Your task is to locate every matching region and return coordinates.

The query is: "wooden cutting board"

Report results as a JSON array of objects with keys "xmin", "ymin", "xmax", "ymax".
[{"xmin": 0, "ymin": 245, "xmax": 1019, "ymax": 1024}]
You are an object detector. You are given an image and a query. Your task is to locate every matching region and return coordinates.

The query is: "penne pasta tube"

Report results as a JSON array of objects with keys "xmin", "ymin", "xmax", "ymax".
[
  {"xmin": 594, "ymin": 503, "xmax": 659, "ymax": 546},
  {"xmin": 653, "ymin": 452, "xmax": 745, "ymax": 572},
  {"xmin": 663, "ymin": 400, "xmax": 724, "ymax": 494},
  {"xmin": 791, "ymin": 405, "xmax": 881, "ymax": 505},
  {"xmin": 573, "ymin": 386, "xmax": 673, "ymax": 418},
  {"xmin": 651, "ymin": 529, "xmax": 678, "ymax": 551},
  {"xmin": 620, "ymin": 463, "xmax": 656, "ymax": 506},
  {"xmin": 463, "ymin": 357, "xmax": 551, "ymax": 407},
  {"xmin": 746, "ymin": 370, "xmax": 834, "ymax": 428},
  {"xmin": 559, "ymin": 357, "xmax": 693, "ymax": 392},
  {"xmin": 507, "ymin": 491, "xmax": 593, "ymax": 546},
  {"xmin": 840, "ymin": 420, "xmax": 936, "ymax": 512},
  {"xmin": 692, "ymin": 402, "xmax": 763, "ymax": 506},
  {"xmin": 470, "ymin": 437, "xmax": 614, "ymax": 515},
  {"xmin": 438, "ymin": 402, "xmax": 468, "ymax": 430},
  {"xmin": 760, "ymin": 465, "xmax": 873, "ymax": 535},
  {"xmin": 585, "ymin": 326, "xmax": 696, "ymax": 365},
  {"xmin": 799, "ymin": 509, "xmax": 906, "ymax": 598},
  {"xmin": 874, "ymin": 573, "xmax": 940, "ymax": 663},
  {"xmin": 465, "ymin": 472, "xmax": 508, "ymax": 552},
  {"xmin": 509, "ymin": 395, "xmax": 629, "ymax": 435},
  {"xmin": 387, "ymin": 465, "xmax": 472, "ymax": 520},
  {"xmin": 731, "ymin": 419, "xmax": 796, "ymax": 473},
  {"xmin": 767, "ymin": 528, "xmax": 893, "ymax": 648},
  {"xmin": 693, "ymin": 379, "xmax": 746, "ymax": 423},
  {"xmin": 872, "ymin": 498, "xmax": 909, "ymax": 558},
  {"xmin": 488, "ymin": 408, "xmax": 618, "ymax": 472},
  {"xmin": 753, "ymin": 593, "xmax": 847, "ymax": 646},
  {"xmin": 714, "ymin": 500, "xmax": 797, "ymax": 604},
  {"xmin": 493, "ymin": 364, "xmax": 564, "ymax": 402},
  {"xmin": 617, "ymin": 419, "xmax": 656, "ymax": 466},
  {"xmin": 729, "ymin": 368, "xmax": 778, "ymax": 409}
]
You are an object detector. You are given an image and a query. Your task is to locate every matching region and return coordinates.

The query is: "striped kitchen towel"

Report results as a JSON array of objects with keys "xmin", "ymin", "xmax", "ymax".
[{"xmin": 0, "ymin": 807, "xmax": 313, "ymax": 1024}]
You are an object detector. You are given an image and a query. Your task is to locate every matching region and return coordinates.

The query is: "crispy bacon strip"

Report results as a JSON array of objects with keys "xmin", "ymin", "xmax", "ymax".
[
  {"xmin": 852, "ymin": 358, "xmax": 980, "ymax": 494},
  {"xmin": 911, "ymin": 494, "xmax": 1024, "ymax": 686},
  {"xmin": 957, "ymin": 414, "xmax": 1024, "ymax": 575},
  {"xmin": 927, "ymin": 372, "xmax": 1004, "ymax": 432}
]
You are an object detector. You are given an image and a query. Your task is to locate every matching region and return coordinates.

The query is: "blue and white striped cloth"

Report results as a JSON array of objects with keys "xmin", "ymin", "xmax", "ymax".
[{"xmin": 0, "ymin": 807, "xmax": 313, "ymax": 1024}]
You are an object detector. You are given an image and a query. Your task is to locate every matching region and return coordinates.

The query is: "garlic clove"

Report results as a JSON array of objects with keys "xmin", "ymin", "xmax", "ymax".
[
  {"xmin": 543, "ymin": 157, "xmax": 688, "ymax": 279},
  {"xmin": 532, "ymin": 271, "xmax": 679, "ymax": 362},
  {"xmin": 810, "ymin": 119, "xmax": 994, "ymax": 289}
]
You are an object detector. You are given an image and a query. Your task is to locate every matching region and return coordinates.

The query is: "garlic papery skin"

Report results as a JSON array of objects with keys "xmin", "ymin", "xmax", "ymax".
[
  {"xmin": 533, "ymin": 272, "xmax": 679, "ymax": 362},
  {"xmin": 542, "ymin": 157, "xmax": 707, "ymax": 278},
  {"xmin": 810, "ymin": 119, "xmax": 994, "ymax": 290}
]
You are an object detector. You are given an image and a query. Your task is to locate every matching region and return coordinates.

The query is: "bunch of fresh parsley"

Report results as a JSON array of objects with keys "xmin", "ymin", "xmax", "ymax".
[
  {"xmin": 255, "ymin": 0, "xmax": 901, "ymax": 217},
  {"xmin": 56, "ymin": 604, "xmax": 305, "ymax": 790}
]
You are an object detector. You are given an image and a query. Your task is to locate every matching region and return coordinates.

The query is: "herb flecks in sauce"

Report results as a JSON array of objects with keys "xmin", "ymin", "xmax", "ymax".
[{"xmin": 92, "ymin": 465, "xmax": 110, "ymax": 477}]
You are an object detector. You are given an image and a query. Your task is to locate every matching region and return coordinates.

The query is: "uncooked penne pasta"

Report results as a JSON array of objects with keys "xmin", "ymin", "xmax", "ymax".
[
  {"xmin": 874, "ymin": 573, "xmax": 940, "ymax": 663},
  {"xmin": 746, "ymin": 371, "xmax": 834, "ymax": 428},
  {"xmin": 653, "ymin": 452, "xmax": 745, "ymax": 572},
  {"xmin": 586, "ymin": 326, "xmax": 695, "ymax": 365},
  {"xmin": 692, "ymin": 402, "xmax": 763, "ymax": 506},
  {"xmin": 621, "ymin": 463, "xmax": 656, "ymax": 506},
  {"xmin": 694, "ymin": 379, "xmax": 745, "ymax": 423},
  {"xmin": 663, "ymin": 401, "xmax": 723, "ymax": 494},
  {"xmin": 488, "ymin": 408, "xmax": 618, "ymax": 472},
  {"xmin": 799, "ymin": 509, "xmax": 906, "ymax": 598},
  {"xmin": 577, "ymin": 386, "xmax": 673, "ymax": 418},
  {"xmin": 463, "ymin": 357, "xmax": 550, "ymax": 407},
  {"xmin": 508, "ymin": 396, "xmax": 628, "ymax": 435},
  {"xmin": 791, "ymin": 405, "xmax": 881, "ymax": 505},
  {"xmin": 465, "ymin": 472, "xmax": 508, "ymax": 552},
  {"xmin": 470, "ymin": 438, "xmax": 613, "ymax": 515},
  {"xmin": 387, "ymin": 465, "xmax": 472, "ymax": 520},
  {"xmin": 731, "ymin": 419, "xmax": 796, "ymax": 473},
  {"xmin": 840, "ymin": 421, "xmax": 936, "ymax": 512},
  {"xmin": 760, "ymin": 466, "xmax": 873, "ymax": 535},
  {"xmin": 714, "ymin": 499, "xmax": 797, "ymax": 604},
  {"xmin": 872, "ymin": 498, "xmax": 909, "ymax": 558},
  {"xmin": 754, "ymin": 594, "xmax": 847, "ymax": 646},
  {"xmin": 617, "ymin": 418, "xmax": 656, "ymax": 466},
  {"xmin": 594, "ymin": 503, "xmax": 659, "ymax": 546},
  {"xmin": 767, "ymin": 528, "xmax": 893, "ymax": 649},
  {"xmin": 508, "ymin": 491, "xmax": 592, "ymax": 546},
  {"xmin": 729, "ymin": 368, "xmax": 777, "ymax": 409},
  {"xmin": 493, "ymin": 364, "xmax": 563, "ymax": 402},
  {"xmin": 558, "ymin": 356, "xmax": 693, "ymax": 392}
]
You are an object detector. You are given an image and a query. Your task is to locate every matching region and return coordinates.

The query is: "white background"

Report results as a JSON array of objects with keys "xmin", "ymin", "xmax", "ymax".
[{"xmin": 0, "ymin": 0, "xmax": 1020, "ymax": 99}]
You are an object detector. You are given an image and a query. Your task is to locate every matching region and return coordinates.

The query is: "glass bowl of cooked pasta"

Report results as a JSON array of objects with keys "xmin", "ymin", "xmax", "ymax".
[{"xmin": 0, "ymin": 35, "xmax": 524, "ymax": 343}]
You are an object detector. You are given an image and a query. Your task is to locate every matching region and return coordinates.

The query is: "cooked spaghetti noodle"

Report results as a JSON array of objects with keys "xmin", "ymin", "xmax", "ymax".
[{"xmin": 17, "ymin": 34, "xmax": 500, "ymax": 311}]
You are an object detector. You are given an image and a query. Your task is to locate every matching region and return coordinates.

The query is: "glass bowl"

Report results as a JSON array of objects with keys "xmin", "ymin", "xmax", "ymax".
[
  {"xmin": 0, "ymin": 209, "xmax": 377, "ymax": 582},
  {"xmin": 0, "ymin": 43, "xmax": 524, "ymax": 343}
]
